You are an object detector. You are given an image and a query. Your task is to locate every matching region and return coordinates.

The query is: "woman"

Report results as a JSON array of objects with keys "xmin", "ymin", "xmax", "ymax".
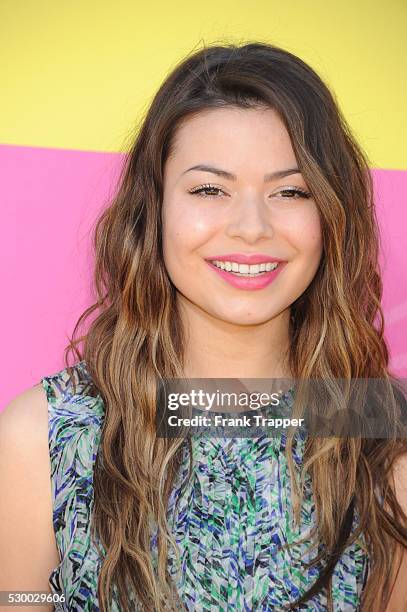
[{"xmin": 1, "ymin": 42, "xmax": 407, "ymax": 611}]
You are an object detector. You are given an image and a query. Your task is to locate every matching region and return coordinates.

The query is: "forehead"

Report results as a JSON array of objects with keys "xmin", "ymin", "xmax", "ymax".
[{"xmin": 166, "ymin": 106, "xmax": 296, "ymax": 174}]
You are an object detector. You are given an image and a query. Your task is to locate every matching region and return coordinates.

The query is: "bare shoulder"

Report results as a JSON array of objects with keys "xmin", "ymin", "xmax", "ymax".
[
  {"xmin": 0, "ymin": 383, "xmax": 51, "ymax": 490},
  {"xmin": 0, "ymin": 382, "xmax": 60, "ymax": 597},
  {"xmin": 383, "ymin": 452, "xmax": 407, "ymax": 612},
  {"xmin": 0, "ymin": 383, "xmax": 49, "ymax": 440},
  {"xmin": 391, "ymin": 452, "xmax": 407, "ymax": 514}
]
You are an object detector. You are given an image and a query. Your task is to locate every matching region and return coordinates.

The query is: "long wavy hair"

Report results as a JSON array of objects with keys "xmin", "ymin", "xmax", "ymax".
[{"xmin": 64, "ymin": 41, "xmax": 407, "ymax": 611}]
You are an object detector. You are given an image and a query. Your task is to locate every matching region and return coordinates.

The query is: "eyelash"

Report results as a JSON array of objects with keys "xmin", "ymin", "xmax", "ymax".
[{"xmin": 188, "ymin": 183, "xmax": 311, "ymax": 199}]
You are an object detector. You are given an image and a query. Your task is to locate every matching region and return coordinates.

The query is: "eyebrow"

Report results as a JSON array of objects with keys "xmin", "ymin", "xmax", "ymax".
[{"xmin": 182, "ymin": 164, "xmax": 301, "ymax": 182}]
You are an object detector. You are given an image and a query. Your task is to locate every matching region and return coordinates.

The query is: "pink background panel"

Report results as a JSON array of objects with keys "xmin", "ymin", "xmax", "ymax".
[{"xmin": 1, "ymin": 144, "xmax": 406, "ymax": 409}]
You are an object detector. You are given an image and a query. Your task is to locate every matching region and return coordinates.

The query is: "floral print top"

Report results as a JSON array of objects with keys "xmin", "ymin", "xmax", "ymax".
[{"xmin": 41, "ymin": 360, "xmax": 369, "ymax": 611}]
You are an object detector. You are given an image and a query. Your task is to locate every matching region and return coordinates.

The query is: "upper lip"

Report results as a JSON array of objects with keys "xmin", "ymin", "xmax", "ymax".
[{"xmin": 205, "ymin": 253, "xmax": 286, "ymax": 264}]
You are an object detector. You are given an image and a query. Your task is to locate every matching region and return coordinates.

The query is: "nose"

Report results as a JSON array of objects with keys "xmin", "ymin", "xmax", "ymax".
[{"xmin": 225, "ymin": 193, "xmax": 273, "ymax": 244}]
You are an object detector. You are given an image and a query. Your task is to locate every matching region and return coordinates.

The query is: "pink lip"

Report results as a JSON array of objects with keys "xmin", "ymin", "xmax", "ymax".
[
  {"xmin": 206, "ymin": 260, "xmax": 287, "ymax": 291},
  {"xmin": 205, "ymin": 253, "xmax": 286, "ymax": 265}
]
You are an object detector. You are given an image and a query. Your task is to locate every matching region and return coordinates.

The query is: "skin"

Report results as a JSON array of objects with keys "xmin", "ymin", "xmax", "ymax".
[
  {"xmin": 0, "ymin": 106, "xmax": 405, "ymax": 611},
  {"xmin": 162, "ymin": 106, "xmax": 323, "ymax": 379},
  {"xmin": 0, "ymin": 385, "xmax": 60, "ymax": 611}
]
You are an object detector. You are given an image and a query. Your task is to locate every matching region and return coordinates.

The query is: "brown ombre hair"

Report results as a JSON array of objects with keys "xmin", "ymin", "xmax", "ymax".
[{"xmin": 64, "ymin": 41, "xmax": 407, "ymax": 611}]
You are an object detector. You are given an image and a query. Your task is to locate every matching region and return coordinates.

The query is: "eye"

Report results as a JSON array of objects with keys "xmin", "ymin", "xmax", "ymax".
[
  {"xmin": 188, "ymin": 183, "xmax": 227, "ymax": 198},
  {"xmin": 272, "ymin": 187, "xmax": 311, "ymax": 199}
]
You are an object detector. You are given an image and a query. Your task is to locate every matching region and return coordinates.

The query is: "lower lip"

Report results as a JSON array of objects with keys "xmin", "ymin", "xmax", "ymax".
[{"xmin": 206, "ymin": 261, "xmax": 287, "ymax": 290}]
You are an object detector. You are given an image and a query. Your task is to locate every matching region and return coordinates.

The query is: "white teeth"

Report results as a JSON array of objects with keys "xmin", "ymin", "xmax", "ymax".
[{"xmin": 211, "ymin": 260, "xmax": 279, "ymax": 275}]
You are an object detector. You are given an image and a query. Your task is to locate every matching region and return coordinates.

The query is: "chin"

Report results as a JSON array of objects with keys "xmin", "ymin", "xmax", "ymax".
[{"xmin": 214, "ymin": 309, "xmax": 279, "ymax": 326}]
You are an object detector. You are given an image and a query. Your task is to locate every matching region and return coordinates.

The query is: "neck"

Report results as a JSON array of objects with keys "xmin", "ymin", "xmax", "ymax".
[{"xmin": 178, "ymin": 296, "xmax": 292, "ymax": 379}]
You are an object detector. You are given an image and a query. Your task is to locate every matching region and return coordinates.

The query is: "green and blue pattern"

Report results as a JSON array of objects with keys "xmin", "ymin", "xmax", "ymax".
[{"xmin": 42, "ymin": 361, "xmax": 369, "ymax": 611}]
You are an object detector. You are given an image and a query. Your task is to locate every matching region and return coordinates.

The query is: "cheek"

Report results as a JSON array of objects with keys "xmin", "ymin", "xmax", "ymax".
[
  {"xmin": 302, "ymin": 220, "xmax": 323, "ymax": 252},
  {"xmin": 306, "ymin": 212, "xmax": 323, "ymax": 253},
  {"xmin": 282, "ymin": 206, "xmax": 323, "ymax": 255},
  {"xmin": 162, "ymin": 198, "xmax": 221, "ymax": 259}
]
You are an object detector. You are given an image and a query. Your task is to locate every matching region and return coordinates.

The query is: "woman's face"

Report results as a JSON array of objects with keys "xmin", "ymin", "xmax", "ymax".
[{"xmin": 162, "ymin": 106, "xmax": 323, "ymax": 326}]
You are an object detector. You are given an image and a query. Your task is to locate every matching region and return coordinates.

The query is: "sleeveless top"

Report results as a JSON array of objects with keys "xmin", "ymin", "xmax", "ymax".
[{"xmin": 41, "ymin": 360, "xmax": 369, "ymax": 611}]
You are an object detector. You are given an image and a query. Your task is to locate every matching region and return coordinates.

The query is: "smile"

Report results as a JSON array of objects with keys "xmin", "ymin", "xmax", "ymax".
[
  {"xmin": 205, "ymin": 256, "xmax": 287, "ymax": 291},
  {"xmin": 210, "ymin": 260, "xmax": 279, "ymax": 277}
]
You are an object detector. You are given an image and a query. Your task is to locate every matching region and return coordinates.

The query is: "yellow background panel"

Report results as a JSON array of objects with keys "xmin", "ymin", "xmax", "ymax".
[{"xmin": 1, "ymin": 0, "xmax": 406, "ymax": 168}]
